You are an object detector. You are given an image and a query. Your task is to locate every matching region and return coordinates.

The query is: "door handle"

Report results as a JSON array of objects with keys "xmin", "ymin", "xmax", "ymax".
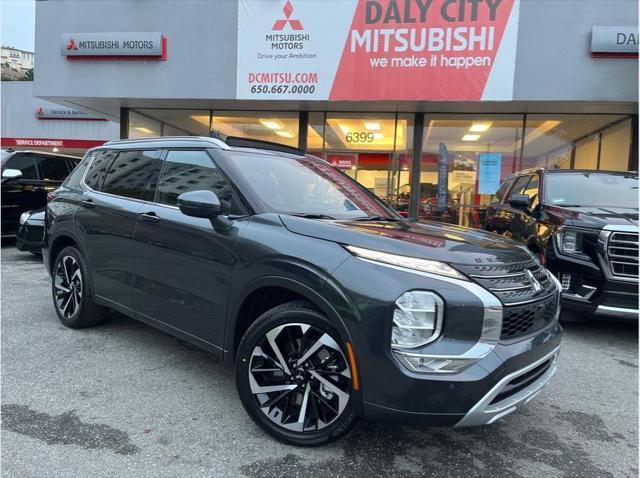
[
  {"xmin": 139, "ymin": 212, "xmax": 160, "ymax": 223},
  {"xmin": 81, "ymin": 198, "xmax": 95, "ymax": 208}
]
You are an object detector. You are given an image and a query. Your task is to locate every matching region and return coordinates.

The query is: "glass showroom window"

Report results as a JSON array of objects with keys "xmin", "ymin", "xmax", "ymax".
[
  {"xmin": 522, "ymin": 114, "xmax": 629, "ymax": 171},
  {"xmin": 129, "ymin": 111, "xmax": 162, "ymax": 139},
  {"xmin": 319, "ymin": 113, "xmax": 412, "ymax": 206},
  {"xmin": 210, "ymin": 111, "xmax": 299, "ymax": 148},
  {"xmin": 129, "ymin": 109, "xmax": 210, "ymax": 137},
  {"xmin": 596, "ymin": 118, "xmax": 632, "ymax": 171},
  {"xmin": 421, "ymin": 115, "xmax": 524, "ymax": 228}
]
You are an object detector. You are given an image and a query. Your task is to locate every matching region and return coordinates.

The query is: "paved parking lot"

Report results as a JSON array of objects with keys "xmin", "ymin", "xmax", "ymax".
[{"xmin": 1, "ymin": 243, "xmax": 638, "ymax": 478}]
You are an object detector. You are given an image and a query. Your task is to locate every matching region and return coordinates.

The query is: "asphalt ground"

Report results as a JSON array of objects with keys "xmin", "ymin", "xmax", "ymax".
[{"xmin": 1, "ymin": 242, "xmax": 638, "ymax": 477}]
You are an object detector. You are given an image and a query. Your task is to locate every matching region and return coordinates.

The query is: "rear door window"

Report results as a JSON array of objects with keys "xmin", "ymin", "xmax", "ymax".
[
  {"xmin": 84, "ymin": 150, "xmax": 117, "ymax": 191},
  {"xmin": 4, "ymin": 154, "xmax": 39, "ymax": 180},
  {"xmin": 101, "ymin": 150, "xmax": 163, "ymax": 200}
]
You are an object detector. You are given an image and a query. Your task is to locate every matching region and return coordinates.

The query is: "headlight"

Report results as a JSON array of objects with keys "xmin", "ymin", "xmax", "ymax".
[
  {"xmin": 344, "ymin": 245, "xmax": 467, "ymax": 280},
  {"xmin": 19, "ymin": 211, "xmax": 30, "ymax": 225},
  {"xmin": 392, "ymin": 291, "xmax": 443, "ymax": 348},
  {"xmin": 559, "ymin": 230, "xmax": 581, "ymax": 254}
]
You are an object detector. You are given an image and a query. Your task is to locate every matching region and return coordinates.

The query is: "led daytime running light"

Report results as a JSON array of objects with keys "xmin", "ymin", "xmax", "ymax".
[{"xmin": 345, "ymin": 245, "xmax": 467, "ymax": 280}]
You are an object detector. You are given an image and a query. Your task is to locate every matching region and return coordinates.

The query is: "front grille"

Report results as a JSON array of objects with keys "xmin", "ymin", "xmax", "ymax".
[
  {"xmin": 489, "ymin": 358, "xmax": 553, "ymax": 405},
  {"xmin": 607, "ymin": 232, "xmax": 638, "ymax": 279},
  {"xmin": 501, "ymin": 293, "xmax": 558, "ymax": 340},
  {"xmin": 456, "ymin": 259, "xmax": 555, "ymax": 305}
]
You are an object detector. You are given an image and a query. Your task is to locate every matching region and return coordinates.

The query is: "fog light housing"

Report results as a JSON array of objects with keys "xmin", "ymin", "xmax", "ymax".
[
  {"xmin": 560, "ymin": 273, "xmax": 571, "ymax": 291},
  {"xmin": 391, "ymin": 291, "xmax": 443, "ymax": 349}
]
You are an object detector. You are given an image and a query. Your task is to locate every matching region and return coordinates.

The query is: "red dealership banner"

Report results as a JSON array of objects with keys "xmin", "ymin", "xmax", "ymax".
[
  {"xmin": 1, "ymin": 138, "xmax": 108, "ymax": 149},
  {"xmin": 238, "ymin": 0, "xmax": 519, "ymax": 101}
]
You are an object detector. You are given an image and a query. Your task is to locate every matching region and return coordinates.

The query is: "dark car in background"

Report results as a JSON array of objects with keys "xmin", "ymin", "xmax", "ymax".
[
  {"xmin": 1, "ymin": 150, "xmax": 80, "ymax": 237},
  {"xmin": 44, "ymin": 136, "xmax": 562, "ymax": 446},
  {"xmin": 16, "ymin": 207, "xmax": 46, "ymax": 254},
  {"xmin": 486, "ymin": 169, "xmax": 638, "ymax": 320}
]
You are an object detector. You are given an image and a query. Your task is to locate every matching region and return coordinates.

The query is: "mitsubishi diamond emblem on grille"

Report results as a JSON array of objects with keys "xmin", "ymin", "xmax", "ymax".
[{"xmin": 525, "ymin": 269, "xmax": 543, "ymax": 293}]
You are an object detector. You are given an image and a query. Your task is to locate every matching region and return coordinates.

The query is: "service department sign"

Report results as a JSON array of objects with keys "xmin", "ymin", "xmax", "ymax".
[
  {"xmin": 35, "ymin": 107, "xmax": 106, "ymax": 121},
  {"xmin": 60, "ymin": 32, "xmax": 167, "ymax": 60}
]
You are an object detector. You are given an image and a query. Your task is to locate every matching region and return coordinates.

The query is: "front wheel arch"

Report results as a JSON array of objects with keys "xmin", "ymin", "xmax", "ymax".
[{"xmin": 225, "ymin": 276, "xmax": 357, "ymax": 366}]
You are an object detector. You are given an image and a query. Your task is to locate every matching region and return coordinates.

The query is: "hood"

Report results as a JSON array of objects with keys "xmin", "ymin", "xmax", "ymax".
[
  {"xmin": 279, "ymin": 215, "xmax": 532, "ymax": 266},
  {"xmin": 544, "ymin": 205, "xmax": 638, "ymax": 229}
]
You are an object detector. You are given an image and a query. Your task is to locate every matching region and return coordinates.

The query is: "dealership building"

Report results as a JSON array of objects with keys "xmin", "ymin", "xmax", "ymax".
[
  {"xmin": 33, "ymin": 0, "xmax": 638, "ymax": 224},
  {"xmin": 1, "ymin": 81, "xmax": 119, "ymax": 156}
]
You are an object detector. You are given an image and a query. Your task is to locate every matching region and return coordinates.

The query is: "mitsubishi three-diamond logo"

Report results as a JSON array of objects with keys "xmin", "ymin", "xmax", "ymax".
[
  {"xmin": 272, "ymin": 0, "xmax": 303, "ymax": 31},
  {"xmin": 66, "ymin": 38, "xmax": 78, "ymax": 50},
  {"xmin": 525, "ymin": 269, "xmax": 543, "ymax": 293}
]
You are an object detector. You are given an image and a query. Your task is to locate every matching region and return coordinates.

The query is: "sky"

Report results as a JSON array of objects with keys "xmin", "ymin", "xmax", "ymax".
[{"xmin": 1, "ymin": 0, "xmax": 35, "ymax": 52}]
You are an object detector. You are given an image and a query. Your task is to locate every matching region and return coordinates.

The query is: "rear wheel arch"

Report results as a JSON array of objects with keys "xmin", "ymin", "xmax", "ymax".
[{"xmin": 49, "ymin": 234, "xmax": 80, "ymax": 272}]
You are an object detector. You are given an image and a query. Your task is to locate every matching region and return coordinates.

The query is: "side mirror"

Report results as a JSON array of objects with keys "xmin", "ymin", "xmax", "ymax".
[
  {"xmin": 177, "ymin": 190, "xmax": 232, "ymax": 230},
  {"xmin": 509, "ymin": 194, "xmax": 530, "ymax": 209},
  {"xmin": 2, "ymin": 168, "xmax": 22, "ymax": 183}
]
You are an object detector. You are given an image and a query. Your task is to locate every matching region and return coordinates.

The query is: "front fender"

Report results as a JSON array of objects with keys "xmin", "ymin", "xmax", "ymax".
[{"xmin": 223, "ymin": 257, "xmax": 361, "ymax": 364}]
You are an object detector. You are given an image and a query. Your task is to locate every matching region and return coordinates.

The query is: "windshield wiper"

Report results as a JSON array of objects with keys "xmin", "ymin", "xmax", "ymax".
[
  {"xmin": 290, "ymin": 213, "xmax": 336, "ymax": 220},
  {"xmin": 351, "ymin": 215, "xmax": 402, "ymax": 222}
]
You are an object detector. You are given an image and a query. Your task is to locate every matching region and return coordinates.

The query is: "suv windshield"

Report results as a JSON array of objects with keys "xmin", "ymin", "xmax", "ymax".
[
  {"xmin": 544, "ymin": 172, "xmax": 638, "ymax": 208},
  {"xmin": 230, "ymin": 152, "xmax": 398, "ymax": 220}
]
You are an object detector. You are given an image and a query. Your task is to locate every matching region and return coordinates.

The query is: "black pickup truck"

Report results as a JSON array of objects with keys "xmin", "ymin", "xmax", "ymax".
[{"xmin": 486, "ymin": 169, "xmax": 638, "ymax": 320}]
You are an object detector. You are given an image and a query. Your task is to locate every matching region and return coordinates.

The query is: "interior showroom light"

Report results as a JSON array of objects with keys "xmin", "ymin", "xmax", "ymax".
[
  {"xmin": 135, "ymin": 127, "xmax": 155, "ymax": 134},
  {"xmin": 275, "ymin": 130, "xmax": 294, "ymax": 138},
  {"xmin": 461, "ymin": 134, "xmax": 481, "ymax": 141},
  {"xmin": 373, "ymin": 133, "xmax": 384, "ymax": 139},
  {"xmin": 469, "ymin": 122, "xmax": 492, "ymax": 132},
  {"xmin": 364, "ymin": 122, "xmax": 381, "ymax": 130},
  {"xmin": 259, "ymin": 119, "xmax": 283, "ymax": 129}
]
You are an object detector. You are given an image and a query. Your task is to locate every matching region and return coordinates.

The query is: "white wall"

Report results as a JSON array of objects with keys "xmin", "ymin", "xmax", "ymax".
[{"xmin": 1, "ymin": 81, "xmax": 119, "ymax": 141}]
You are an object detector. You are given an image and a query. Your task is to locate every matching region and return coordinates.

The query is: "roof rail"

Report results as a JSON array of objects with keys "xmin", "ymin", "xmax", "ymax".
[
  {"xmin": 104, "ymin": 136, "xmax": 230, "ymax": 149},
  {"xmin": 223, "ymin": 136, "xmax": 304, "ymax": 155},
  {"xmin": 102, "ymin": 135, "xmax": 304, "ymax": 155}
]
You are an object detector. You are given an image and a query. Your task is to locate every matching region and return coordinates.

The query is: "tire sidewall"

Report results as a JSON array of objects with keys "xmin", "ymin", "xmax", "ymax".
[{"xmin": 235, "ymin": 304, "xmax": 357, "ymax": 446}]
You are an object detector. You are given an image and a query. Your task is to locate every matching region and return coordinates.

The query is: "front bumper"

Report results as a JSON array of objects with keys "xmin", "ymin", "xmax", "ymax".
[
  {"xmin": 16, "ymin": 219, "xmax": 44, "ymax": 254},
  {"xmin": 330, "ymin": 255, "xmax": 563, "ymax": 427},
  {"xmin": 456, "ymin": 345, "xmax": 559, "ymax": 426},
  {"xmin": 360, "ymin": 321, "xmax": 562, "ymax": 426},
  {"xmin": 549, "ymin": 261, "xmax": 638, "ymax": 320}
]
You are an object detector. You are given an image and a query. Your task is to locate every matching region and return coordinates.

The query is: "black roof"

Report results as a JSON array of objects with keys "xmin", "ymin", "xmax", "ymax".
[{"xmin": 511, "ymin": 167, "xmax": 637, "ymax": 177}]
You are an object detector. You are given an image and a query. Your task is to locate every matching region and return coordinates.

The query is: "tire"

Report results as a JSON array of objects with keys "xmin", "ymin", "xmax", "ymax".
[
  {"xmin": 51, "ymin": 245, "xmax": 108, "ymax": 328},
  {"xmin": 235, "ymin": 300, "xmax": 358, "ymax": 446}
]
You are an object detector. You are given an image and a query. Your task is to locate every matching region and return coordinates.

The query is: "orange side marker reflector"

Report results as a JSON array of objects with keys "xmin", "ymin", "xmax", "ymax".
[{"xmin": 345, "ymin": 341, "xmax": 360, "ymax": 391}]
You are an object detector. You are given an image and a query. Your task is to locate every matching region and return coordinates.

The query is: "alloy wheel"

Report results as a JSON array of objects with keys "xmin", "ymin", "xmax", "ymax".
[
  {"xmin": 248, "ymin": 323, "xmax": 351, "ymax": 432},
  {"xmin": 54, "ymin": 255, "xmax": 83, "ymax": 319}
]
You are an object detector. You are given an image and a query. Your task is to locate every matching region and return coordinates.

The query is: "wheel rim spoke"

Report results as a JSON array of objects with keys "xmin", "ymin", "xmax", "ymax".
[
  {"xmin": 248, "ymin": 322, "xmax": 351, "ymax": 433},
  {"xmin": 55, "ymin": 256, "xmax": 81, "ymax": 319},
  {"xmin": 266, "ymin": 327, "xmax": 292, "ymax": 375}
]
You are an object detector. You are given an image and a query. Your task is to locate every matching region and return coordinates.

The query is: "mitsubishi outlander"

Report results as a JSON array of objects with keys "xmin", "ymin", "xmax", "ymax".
[{"xmin": 43, "ymin": 137, "xmax": 562, "ymax": 446}]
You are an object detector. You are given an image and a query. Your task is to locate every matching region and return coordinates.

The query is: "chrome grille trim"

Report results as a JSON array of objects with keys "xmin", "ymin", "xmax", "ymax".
[
  {"xmin": 457, "ymin": 260, "xmax": 556, "ymax": 305},
  {"xmin": 607, "ymin": 231, "xmax": 639, "ymax": 280}
]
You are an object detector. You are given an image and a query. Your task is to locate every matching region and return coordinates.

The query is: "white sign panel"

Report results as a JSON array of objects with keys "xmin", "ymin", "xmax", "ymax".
[
  {"xmin": 237, "ymin": 0, "xmax": 520, "ymax": 101},
  {"xmin": 61, "ymin": 32, "xmax": 164, "ymax": 57},
  {"xmin": 591, "ymin": 26, "xmax": 639, "ymax": 55}
]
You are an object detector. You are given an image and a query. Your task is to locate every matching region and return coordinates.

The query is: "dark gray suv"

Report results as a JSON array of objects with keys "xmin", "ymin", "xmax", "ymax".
[{"xmin": 43, "ymin": 136, "xmax": 562, "ymax": 446}]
